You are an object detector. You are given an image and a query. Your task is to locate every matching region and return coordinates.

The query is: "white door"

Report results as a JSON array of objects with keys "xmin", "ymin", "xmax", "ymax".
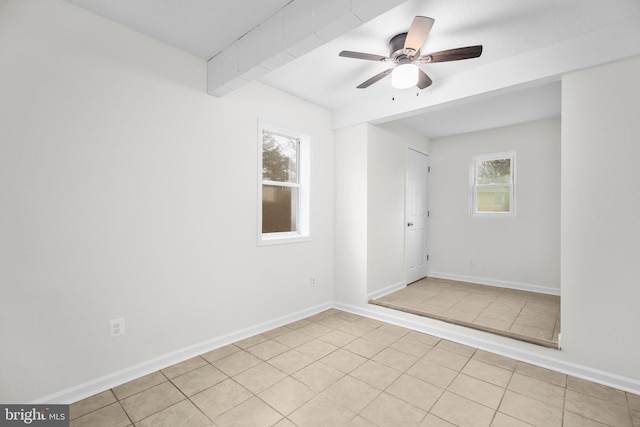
[{"xmin": 405, "ymin": 148, "xmax": 429, "ymax": 284}]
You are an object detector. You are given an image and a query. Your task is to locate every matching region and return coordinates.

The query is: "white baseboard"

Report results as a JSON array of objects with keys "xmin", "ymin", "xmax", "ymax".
[
  {"xmin": 32, "ymin": 302, "xmax": 333, "ymax": 404},
  {"xmin": 429, "ymin": 271, "xmax": 561, "ymax": 296},
  {"xmin": 34, "ymin": 297, "xmax": 640, "ymax": 404},
  {"xmin": 367, "ymin": 281, "xmax": 406, "ymax": 301},
  {"xmin": 333, "ymin": 301, "xmax": 640, "ymax": 395}
]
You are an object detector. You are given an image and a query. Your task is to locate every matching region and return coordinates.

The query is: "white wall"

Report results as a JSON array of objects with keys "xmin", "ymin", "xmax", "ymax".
[
  {"xmin": 561, "ymin": 56, "xmax": 640, "ymax": 380},
  {"xmin": 367, "ymin": 123, "xmax": 429, "ymax": 296},
  {"xmin": 333, "ymin": 122, "xmax": 428, "ymax": 300},
  {"xmin": 0, "ymin": 0, "xmax": 334, "ymax": 403},
  {"xmin": 428, "ymin": 118, "xmax": 561, "ymax": 292},
  {"xmin": 334, "ymin": 125, "xmax": 368, "ymax": 305}
]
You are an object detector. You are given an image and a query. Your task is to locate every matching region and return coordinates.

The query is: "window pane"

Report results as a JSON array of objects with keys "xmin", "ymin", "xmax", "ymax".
[
  {"xmin": 262, "ymin": 131, "xmax": 298, "ymax": 183},
  {"xmin": 477, "ymin": 158, "xmax": 511, "ymax": 184},
  {"xmin": 262, "ymin": 185, "xmax": 298, "ymax": 233},
  {"xmin": 476, "ymin": 186, "xmax": 511, "ymax": 212}
]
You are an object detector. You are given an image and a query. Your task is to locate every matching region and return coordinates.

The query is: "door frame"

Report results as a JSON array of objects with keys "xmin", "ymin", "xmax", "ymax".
[{"xmin": 404, "ymin": 145, "xmax": 430, "ymax": 284}]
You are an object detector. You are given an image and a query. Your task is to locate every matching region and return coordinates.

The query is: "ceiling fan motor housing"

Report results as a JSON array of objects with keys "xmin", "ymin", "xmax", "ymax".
[{"xmin": 389, "ymin": 33, "xmax": 420, "ymax": 61}]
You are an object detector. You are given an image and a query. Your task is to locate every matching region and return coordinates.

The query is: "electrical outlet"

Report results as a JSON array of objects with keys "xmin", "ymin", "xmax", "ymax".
[
  {"xmin": 310, "ymin": 277, "xmax": 317, "ymax": 288},
  {"xmin": 110, "ymin": 318, "xmax": 125, "ymax": 338}
]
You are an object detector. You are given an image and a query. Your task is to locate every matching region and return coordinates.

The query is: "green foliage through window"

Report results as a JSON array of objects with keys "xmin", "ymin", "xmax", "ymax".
[
  {"xmin": 472, "ymin": 153, "xmax": 515, "ymax": 215},
  {"xmin": 476, "ymin": 159, "xmax": 511, "ymax": 184},
  {"xmin": 261, "ymin": 129, "xmax": 301, "ymax": 235},
  {"xmin": 262, "ymin": 131, "xmax": 298, "ymax": 183}
]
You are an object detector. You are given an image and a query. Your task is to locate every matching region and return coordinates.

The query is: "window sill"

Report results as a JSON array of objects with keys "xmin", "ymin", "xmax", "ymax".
[
  {"xmin": 471, "ymin": 212, "xmax": 515, "ymax": 218},
  {"xmin": 258, "ymin": 233, "xmax": 312, "ymax": 246}
]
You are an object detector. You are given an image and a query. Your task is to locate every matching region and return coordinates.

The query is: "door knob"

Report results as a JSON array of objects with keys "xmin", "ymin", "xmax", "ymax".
[{"xmin": 407, "ymin": 222, "xmax": 414, "ymax": 227}]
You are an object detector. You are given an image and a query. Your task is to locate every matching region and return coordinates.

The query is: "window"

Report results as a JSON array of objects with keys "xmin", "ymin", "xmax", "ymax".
[
  {"xmin": 471, "ymin": 152, "xmax": 515, "ymax": 216},
  {"xmin": 258, "ymin": 122, "xmax": 310, "ymax": 245}
]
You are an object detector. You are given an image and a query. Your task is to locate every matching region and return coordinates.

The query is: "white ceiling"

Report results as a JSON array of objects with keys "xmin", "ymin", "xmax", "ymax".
[
  {"xmin": 65, "ymin": 0, "xmax": 292, "ymax": 60},
  {"xmin": 399, "ymin": 82, "xmax": 561, "ymax": 139},
  {"xmin": 65, "ymin": 0, "xmax": 640, "ymax": 138}
]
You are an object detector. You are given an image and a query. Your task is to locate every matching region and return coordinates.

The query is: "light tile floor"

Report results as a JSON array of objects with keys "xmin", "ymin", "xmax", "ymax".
[
  {"xmin": 371, "ymin": 278, "xmax": 561, "ymax": 348},
  {"xmin": 70, "ymin": 309, "xmax": 639, "ymax": 427}
]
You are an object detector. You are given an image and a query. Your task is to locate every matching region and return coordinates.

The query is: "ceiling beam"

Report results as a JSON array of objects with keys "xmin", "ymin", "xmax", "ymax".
[{"xmin": 207, "ymin": 0, "xmax": 406, "ymax": 96}]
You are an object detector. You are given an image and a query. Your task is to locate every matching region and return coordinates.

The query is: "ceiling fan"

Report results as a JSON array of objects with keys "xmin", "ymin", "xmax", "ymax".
[{"xmin": 339, "ymin": 16, "xmax": 483, "ymax": 90}]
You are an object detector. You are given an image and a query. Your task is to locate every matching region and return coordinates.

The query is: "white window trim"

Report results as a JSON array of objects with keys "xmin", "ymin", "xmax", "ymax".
[
  {"xmin": 470, "ymin": 151, "xmax": 516, "ymax": 217},
  {"xmin": 257, "ymin": 120, "xmax": 311, "ymax": 246}
]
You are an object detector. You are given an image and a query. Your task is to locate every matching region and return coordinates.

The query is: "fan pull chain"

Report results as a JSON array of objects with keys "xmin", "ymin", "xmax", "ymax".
[{"xmin": 392, "ymin": 88, "xmax": 421, "ymax": 100}]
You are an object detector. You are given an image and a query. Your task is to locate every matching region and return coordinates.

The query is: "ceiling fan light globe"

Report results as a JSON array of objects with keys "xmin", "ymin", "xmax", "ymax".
[{"xmin": 392, "ymin": 64, "xmax": 419, "ymax": 89}]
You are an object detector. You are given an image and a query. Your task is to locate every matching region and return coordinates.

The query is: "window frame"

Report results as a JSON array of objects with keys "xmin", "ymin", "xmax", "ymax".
[
  {"xmin": 257, "ymin": 120, "xmax": 311, "ymax": 246},
  {"xmin": 470, "ymin": 151, "xmax": 516, "ymax": 217}
]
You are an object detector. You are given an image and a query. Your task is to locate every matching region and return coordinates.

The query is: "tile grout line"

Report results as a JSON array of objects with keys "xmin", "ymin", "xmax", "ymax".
[
  {"xmin": 163, "ymin": 369, "xmax": 212, "ymax": 426},
  {"xmin": 560, "ymin": 378, "xmax": 567, "ymax": 427},
  {"xmin": 348, "ymin": 329, "xmax": 404, "ymax": 425},
  {"xmin": 222, "ymin": 316, "xmax": 361, "ymax": 425},
  {"xmin": 118, "ymin": 400, "xmax": 135, "ymax": 427},
  {"xmin": 626, "ymin": 392, "xmax": 638, "ymax": 427},
  {"xmin": 431, "ymin": 346, "xmax": 516, "ymax": 425},
  {"xmin": 69, "ymin": 308, "xmax": 634, "ymax": 427},
  {"xmin": 499, "ymin": 366, "xmax": 519, "ymax": 425},
  {"xmin": 420, "ymin": 348, "xmax": 468, "ymax": 425}
]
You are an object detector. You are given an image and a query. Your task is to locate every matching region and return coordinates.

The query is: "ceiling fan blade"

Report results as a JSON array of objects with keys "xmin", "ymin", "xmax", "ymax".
[
  {"xmin": 339, "ymin": 51, "xmax": 390, "ymax": 62},
  {"xmin": 417, "ymin": 69, "xmax": 432, "ymax": 89},
  {"xmin": 404, "ymin": 16, "xmax": 434, "ymax": 54},
  {"xmin": 356, "ymin": 68, "xmax": 394, "ymax": 88},
  {"xmin": 418, "ymin": 45, "xmax": 483, "ymax": 63}
]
